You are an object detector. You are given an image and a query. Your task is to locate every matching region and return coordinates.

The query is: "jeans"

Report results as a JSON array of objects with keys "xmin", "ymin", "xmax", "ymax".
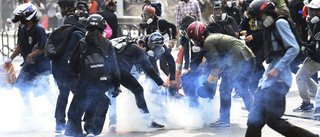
[
  {"xmin": 65, "ymin": 80, "xmax": 109, "ymax": 136},
  {"xmin": 296, "ymin": 57, "xmax": 320, "ymax": 103},
  {"xmin": 219, "ymin": 59, "xmax": 255, "ymax": 122},
  {"xmin": 54, "ymin": 77, "xmax": 77, "ymax": 126},
  {"xmin": 246, "ymin": 82, "xmax": 316, "ymax": 137}
]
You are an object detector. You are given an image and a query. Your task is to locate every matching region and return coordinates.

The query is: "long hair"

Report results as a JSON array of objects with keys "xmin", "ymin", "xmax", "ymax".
[{"xmin": 85, "ymin": 27, "xmax": 105, "ymax": 47}]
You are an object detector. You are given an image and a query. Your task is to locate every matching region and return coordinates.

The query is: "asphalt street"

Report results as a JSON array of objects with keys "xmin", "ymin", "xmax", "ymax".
[{"xmin": 0, "ymin": 31, "xmax": 319, "ymax": 137}]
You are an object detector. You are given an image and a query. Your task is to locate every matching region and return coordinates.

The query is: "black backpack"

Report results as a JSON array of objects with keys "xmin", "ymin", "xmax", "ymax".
[
  {"xmin": 45, "ymin": 24, "xmax": 85, "ymax": 60},
  {"xmin": 70, "ymin": 39, "xmax": 112, "ymax": 81},
  {"xmin": 264, "ymin": 15, "xmax": 306, "ymax": 64}
]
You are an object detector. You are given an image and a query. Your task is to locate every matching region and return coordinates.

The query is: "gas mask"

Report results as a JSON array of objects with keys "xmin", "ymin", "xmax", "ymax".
[
  {"xmin": 147, "ymin": 18, "xmax": 153, "ymax": 24},
  {"xmin": 262, "ymin": 16, "xmax": 275, "ymax": 27},
  {"xmin": 226, "ymin": 1, "xmax": 232, "ymax": 8},
  {"xmin": 311, "ymin": 16, "xmax": 320, "ymax": 24},
  {"xmin": 214, "ymin": 12, "xmax": 227, "ymax": 21},
  {"xmin": 192, "ymin": 46, "xmax": 202, "ymax": 53}
]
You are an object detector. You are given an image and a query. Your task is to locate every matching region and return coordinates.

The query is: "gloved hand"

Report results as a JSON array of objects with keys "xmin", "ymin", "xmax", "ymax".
[
  {"xmin": 207, "ymin": 74, "xmax": 219, "ymax": 84},
  {"xmin": 168, "ymin": 39, "xmax": 176, "ymax": 49},
  {"xmin": 112, "ymin": 87, "xmax": 122, "ymax": 98}
]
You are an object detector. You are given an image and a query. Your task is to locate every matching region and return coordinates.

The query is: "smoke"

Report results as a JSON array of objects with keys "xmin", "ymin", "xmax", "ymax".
[
  {"xmin": 111, "ymin": 73, "xmax": 219, "ymax": 132},
  {"xmin": 0, "ymin": 58, "xmax": 58, "ymax": 135}
]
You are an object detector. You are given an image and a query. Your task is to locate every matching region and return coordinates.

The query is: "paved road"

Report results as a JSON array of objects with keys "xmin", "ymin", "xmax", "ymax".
[{"xmin": 0, "ymin": 37, "xmax": 319, "ymax": 137}]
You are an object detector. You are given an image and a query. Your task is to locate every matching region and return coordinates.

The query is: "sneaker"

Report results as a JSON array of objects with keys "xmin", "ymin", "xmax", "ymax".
[
  {"xmin": 209, "ymin": 119, "xmax": 230, "ymax": 127},
  {"xmin": 151, "ymin": 121, "xmax": 165, "ymax": 128},
  {"xmin": 314, "ymin": 107, "xmax": 320, "ymax": 116},
  {"xmin": 55, "ymin": 123, "xmax": 65, "ymax": 133},
  {"xmin": 293, "ymin": 102, "xmax": 314, "ymax": 112}
]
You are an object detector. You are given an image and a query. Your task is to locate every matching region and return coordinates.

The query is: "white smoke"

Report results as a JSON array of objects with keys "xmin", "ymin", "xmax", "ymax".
[
  {"xmin": 0, "ymin": 58, "xmax": 58, "ymax": 135},
  {"xmin": 110, "ymin": 73, "xmax": 220, "ymax": 132}
]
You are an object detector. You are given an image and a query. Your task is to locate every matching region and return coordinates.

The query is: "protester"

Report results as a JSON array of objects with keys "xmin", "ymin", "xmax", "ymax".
[
  {"xmin": 108, "ymin": 36, "xmax": 168, "ymax": 130},
  {"xmin": 176, "ymin": 0, "xmax": 202, "ymax": 70},
  {"xmin": 293, "ymin": 0, "xmax": 320, "ymax": 112},
  {"xmin": 245, "ymin": 0, "xmax": 319, "ymax": 136},
  {"xmin": 238, "ymin": 0, "xmax": 265, "ymax": 95},
  {"xmin": 5, "ymin": 3, "xmax": 56, "ymax": 116},
  {"xmin": 223, "ymin": 0, "xmax": 242, "ymax": 25},
  {"xmin": 187, "ymin": 21, "xmax": 255, "ymax": 126},
  {"xmin": 57, "ymin": 0, "xmax": 77, "ymax": 25},
  {"xmin": 65, "ymin": 14, "xmax": 121, "ymax": 136},
  {"xmin": 51, "ymin": 0, "xmax": 88, "ymax": 133},
  {"xmin": 97, "ymin": 0, "xmax": 118, "ymax": 39}
]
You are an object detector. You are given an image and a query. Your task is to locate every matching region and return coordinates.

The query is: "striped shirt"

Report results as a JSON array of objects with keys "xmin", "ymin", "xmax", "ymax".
[{"xmin": 176, "ymin": 0, "xmax": 202, "ymax": 29}]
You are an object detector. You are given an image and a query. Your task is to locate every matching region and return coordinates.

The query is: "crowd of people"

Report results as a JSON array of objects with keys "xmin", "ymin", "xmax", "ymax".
[{"xmin": 1, "ymin": 0, "xmax": 320, "ymax": 136}]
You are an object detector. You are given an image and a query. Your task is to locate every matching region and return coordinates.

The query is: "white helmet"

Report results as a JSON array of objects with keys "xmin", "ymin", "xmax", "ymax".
[
  {"xmin": 13, "ymin": 3, "xmax": 38, "ymax": 21},
  {"xmin": 307, "ymin": 0, "xmax": 320, "ymax": 9}
]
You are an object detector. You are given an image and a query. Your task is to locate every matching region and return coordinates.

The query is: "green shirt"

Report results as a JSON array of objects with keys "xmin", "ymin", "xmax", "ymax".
[{"xmin": 203, "ymin": 34, "xmax": 255, "ymax": 78}]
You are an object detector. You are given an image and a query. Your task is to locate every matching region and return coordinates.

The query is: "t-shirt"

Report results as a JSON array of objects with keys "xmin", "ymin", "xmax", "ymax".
[{"xmin": 18, "ymin": 23, "xmax": 51, "ymax": 75}]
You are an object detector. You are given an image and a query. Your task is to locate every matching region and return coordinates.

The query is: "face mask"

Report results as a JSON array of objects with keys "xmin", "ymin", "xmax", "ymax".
[
  {"xmin": 153, "ymin": 46, "xmax": 165, "ymax": 58},
  {"xmin": 262, "ymin": 16, "xmax": 275, "ymax": 27},
  {"xmin": 147, "ymin": 50, "xmax": 154, "ymax": 57},
  {"xmin": 226, "ymin": 1, "xmax": 232, "ymax": 8},
  {"xmin": 56, "ymin": 12, "xmax": 63, "ymax": 19},
  {"xmin": 214, "ymin": 12, "xmax": 222, "ymax": 21},
  {"xmin": 311, "ymin": 16, "xmax": 320, "ymax": 24},
  {"xmin": 147, "ymin": 18, "xmax": 153, "ymax": 24},
  {"xmin": 192, "ymin": 46, "xmax": 202, "ymax": 53}
]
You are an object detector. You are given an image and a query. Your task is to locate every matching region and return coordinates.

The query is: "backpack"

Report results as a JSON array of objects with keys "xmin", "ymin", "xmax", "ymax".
[
  {"xmin": 70, "ymin": 38, "xmax": 112, "ymax": 81},
  {"xmin": 45, "ymin": 24, "xmax": 85, "ymax": 60},
  {"xmin": 151, "ymin": 2, "xmax": 162, "ymax": 17},
  {"xmin": 264, "ymin": 15, "xmax": 306, "ymax": 64}
]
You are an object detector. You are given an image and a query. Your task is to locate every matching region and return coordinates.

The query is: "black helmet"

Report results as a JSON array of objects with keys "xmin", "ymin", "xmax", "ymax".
[
  {"xmin": 179, "ymin": 14, "xmax": 197, "ymax": 30},
  {"xmin": 57, "ymin": 0, "xmax": 75, "ymax": 9},
  {"xmin": 247, "ymin": 0, "xmax": 275, "ymax": 17},
  {"xmin": 213, "ymin": 1, "xmax": 223, "ymax": 10},
  {"xmin": 86, "ymin": 14, "xmax": 107, "ymax": 30}
]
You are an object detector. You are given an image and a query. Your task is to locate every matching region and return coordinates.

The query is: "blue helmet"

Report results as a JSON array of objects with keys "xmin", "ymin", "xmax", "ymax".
[{"xmin": 147, "ymin": 32, "xmax": 164, "ymax": 50}]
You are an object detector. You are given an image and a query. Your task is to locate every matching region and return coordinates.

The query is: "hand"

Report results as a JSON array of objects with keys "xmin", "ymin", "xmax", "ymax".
[
  {"xmin": 6, "ymin": 18, "xmax": 12, "ymax": 24},
  {"xmin": 240, "ymin": 30, "xmax": 247, "ymax": 36},
  {"xmin": 162, "ymin": 82, "xmax": 168, "ymax": 88},
  {"xmin": 207, "ymin": 74, "xmax": 219, "ymax": 84},
  {"xmin": 27, "ymin": 54, "xmax": 35, "ymax": 64},
  {"xmin": 169, "ymin": 80, "xmax": 177, "ymax": 88},
  {"xmin": 267, "ymin": 68, "xmax": 279, "ymax": 80},
  {"xmin": 112, "ymin": 87, "xmax": 122, "ymax": 98},
  {"xmin": 4, "ymin": 58, "xmax": 12, "ymax": 66},
  {"xmin": 168, "ymin": 39, "xmax": 176, "ymax": 49},
  {"xmin": 244, "ymin": 35, "xmax": 253, "ymax": 43}
]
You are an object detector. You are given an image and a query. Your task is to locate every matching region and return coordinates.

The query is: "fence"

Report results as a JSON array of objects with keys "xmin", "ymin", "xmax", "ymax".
[{"xmin": 0, "ymin": 24, "xmax": 143, "ymax": 58}]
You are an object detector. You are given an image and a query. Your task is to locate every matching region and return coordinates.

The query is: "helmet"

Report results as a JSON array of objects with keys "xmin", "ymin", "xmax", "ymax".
[
  {"xmin": 144, "ymin": 0, "xmax": 151, "ymax": 3},
  {"xmin": 187, "ymin": 21, "xmax": 206, "ymax": 41},
  {"xmin": 13, "ymin": 3, "xmax": 38, "ymax": 21},
  {"xmin": 179, "ymin": 14, "xmax": 197, "ymax": 30},
  {"xmin": 307, "ymin": 0, "xmax": 320, "ymax": 9},
  {"xmin": 247, "ymin": 0, "xmax": 275, "ymax": 18},
  {"xmin": 86, "ymin": 14, "xmax": 107, "ymax": 30},
  {"xmin": 58, "ymin": 0, "xmax": 75, "ymax": 9},
  {"xmin": 213, "ymin": 1, "xmax": 223, "ymax": 10},
  {"xmin": 147, "ymin": 32, "xmax": 164, "ymax": 50},
  {"xmin": 143, "ymin": 6, "xmax": 155, "ymax": 14},
  {"xmin": 76, "ymin": 2, "xmax": 89, "ymax": 11}
]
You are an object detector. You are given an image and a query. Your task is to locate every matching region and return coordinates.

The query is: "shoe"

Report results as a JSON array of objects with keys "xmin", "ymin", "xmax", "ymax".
[
  {"xmin": 233, "ymin": 92, "xmax": 241, "ymax": 98},
  {"xmin": 151, "ymin": 121, "xmax": 165, "ymax": 128},
  {"xmin": 293, "ymin": 102, "xmax": 314, "ymax": 112},
  {"xmin": 209, "ymin": 119, "xmax": 230, "ymax": 127},
  {"xmin": 314, "ymin": 107, "xmax": 320, "ymax": 116},
  {"xmin": 109, "ymin": 125, "xmax": 116, "ymax": 132},
  {"xmin": 55, "ymin": 123, "xmax": 65, "ymax": 133}
]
